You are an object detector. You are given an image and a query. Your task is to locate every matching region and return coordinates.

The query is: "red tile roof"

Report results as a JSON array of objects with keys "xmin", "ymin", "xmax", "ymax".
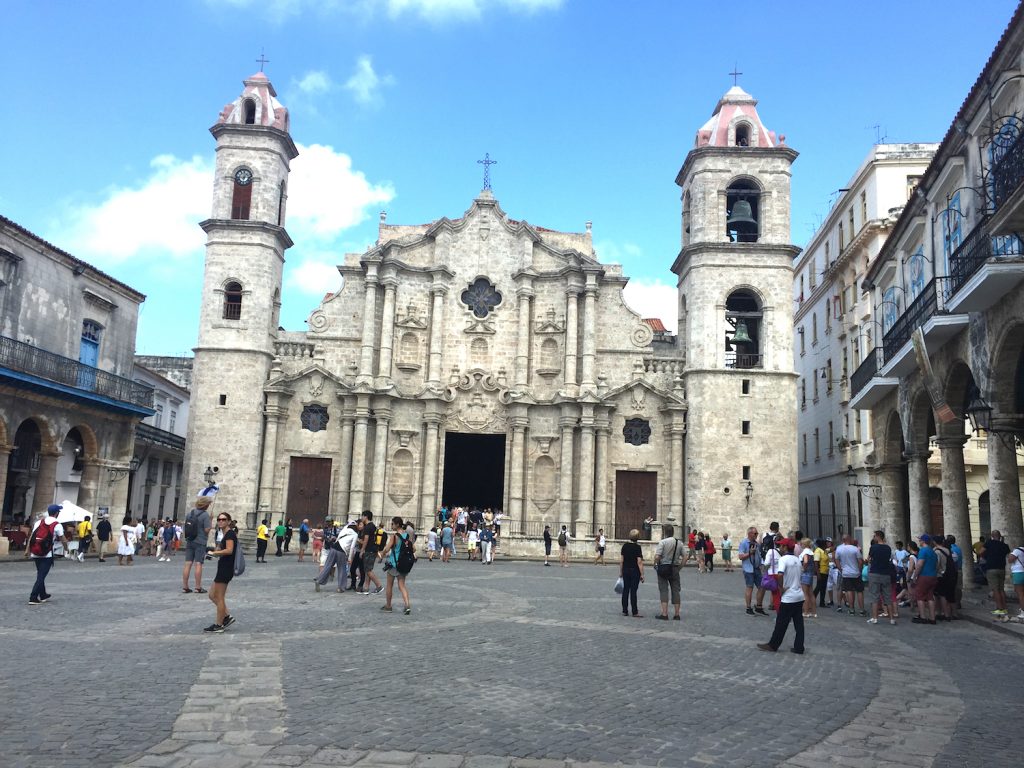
[{"xmin": 643, "ymin": 318, "xmax": 667, "ymax": 332}]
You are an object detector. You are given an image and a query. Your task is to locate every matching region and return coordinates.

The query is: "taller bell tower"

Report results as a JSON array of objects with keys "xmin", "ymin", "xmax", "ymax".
[
  {"xmin": 673, "ymin": 85, "xmax": 799, "ymax": 533},
  {"xmin": 183, "ymin": 73, "xmax": 298, "ymax": 527}
]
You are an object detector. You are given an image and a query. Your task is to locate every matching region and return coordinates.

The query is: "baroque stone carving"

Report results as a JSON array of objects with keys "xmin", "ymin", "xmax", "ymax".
[
  {"xmin": 308, "ymin": 309, "xmax": 329, "ymax": 333},
  {"xmin": 630, "ymin": 323, "xmax": 654, "ymax": 347}
]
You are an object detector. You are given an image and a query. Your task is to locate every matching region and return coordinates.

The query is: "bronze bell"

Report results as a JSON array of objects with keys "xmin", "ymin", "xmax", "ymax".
[
  {"xmin": 727, "ymin": 199, "xmax": 757, "ymax": 232},
  {"xmin": 732, "ymin": 319, "xmax": 752, "ymax": 344}
]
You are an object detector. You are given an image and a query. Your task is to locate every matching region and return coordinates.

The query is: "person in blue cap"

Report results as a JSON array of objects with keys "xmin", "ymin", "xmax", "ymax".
[{"xmin": 25, "ymin": 504, "xmax": 68, "ymax": 605}]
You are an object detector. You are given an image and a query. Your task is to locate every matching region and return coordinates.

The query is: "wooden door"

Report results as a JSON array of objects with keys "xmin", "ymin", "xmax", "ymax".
[
  {"xmin": 286, "ymin": 457, "xmax": 332, "ymax": 527},
  {"xmin": 615, "ymin": 471, "xmax": 657, "ymax": 540}
]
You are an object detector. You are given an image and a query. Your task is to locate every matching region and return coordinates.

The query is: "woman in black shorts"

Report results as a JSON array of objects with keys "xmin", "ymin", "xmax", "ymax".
[{"xmin": 205, "ymin": 512, "xmax": 237, "ymax": 633}]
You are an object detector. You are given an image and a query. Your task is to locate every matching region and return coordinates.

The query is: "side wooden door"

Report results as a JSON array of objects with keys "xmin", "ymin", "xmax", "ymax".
[
  {"xmin": 614, "ymin": 471, "xmax": 657, "ymax": 540},
  {"xmin": 286, "ymin": 457, "xmax": 332, "ymax": 527}
]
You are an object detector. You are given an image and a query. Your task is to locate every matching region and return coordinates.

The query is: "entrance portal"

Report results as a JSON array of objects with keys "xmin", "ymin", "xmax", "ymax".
[
  {"xmin": 615, "ymin": 470, "xmax": 657, "ymax": 540},
  {"xmin": 442, "ymin": 433, "xmax": 506, "ymax": 509},
  {"xmin": 286, "ymin": 457, "xmax": 332, "ymax": 528}
]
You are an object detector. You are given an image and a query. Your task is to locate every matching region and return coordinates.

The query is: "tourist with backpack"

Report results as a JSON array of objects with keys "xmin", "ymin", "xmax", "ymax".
[
  {"xmin": 25, "ymin": 504, "xmax": 67, "ymax": 605},
  {"xmin": 379, "ymin": 516, "xmax": 414, "ymax": 615},
  {"xmin": 297, "ymin": 518, "xmax": 310, "ymax": 562},
  {"xmin": 205, "ymin": 510, "xmax": 239, "ymax": 633},
  {"xmin": 182, "ymin": 496, "xmax": 213, "ymax": 594},
  {"xmin": 557, "ymin": 525, "xmax": 571, "ymax": 567}
]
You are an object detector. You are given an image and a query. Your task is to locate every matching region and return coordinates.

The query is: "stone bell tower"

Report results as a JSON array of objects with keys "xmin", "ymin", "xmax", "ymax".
[
  {"xmin": 182, "ymin": 72, "xmax": 298, "ymax": 527},
  {"xmin": 672, "ymin": 84, "xmax": 799, "ymax": 534}
]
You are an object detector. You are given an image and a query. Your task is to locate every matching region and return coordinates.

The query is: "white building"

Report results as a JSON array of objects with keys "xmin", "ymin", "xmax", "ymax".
[
  {"xmin": 129, "ymin": 363, "xmax": 189, "ymax": 522},
  {"xmin": 794, "ymin": 144, "xmax": 936, "ymax": 540}
]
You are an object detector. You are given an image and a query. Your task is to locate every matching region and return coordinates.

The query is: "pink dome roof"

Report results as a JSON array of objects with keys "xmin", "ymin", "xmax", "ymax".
[{"xmin": 694, "ymin": 86, "xmax": 779, "ymax": 149}]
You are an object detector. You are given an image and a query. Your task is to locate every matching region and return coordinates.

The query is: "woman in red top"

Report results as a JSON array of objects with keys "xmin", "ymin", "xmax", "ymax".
[{"xmin": 704, "ymin": 534, "xmax": 716, "ymax": 572}]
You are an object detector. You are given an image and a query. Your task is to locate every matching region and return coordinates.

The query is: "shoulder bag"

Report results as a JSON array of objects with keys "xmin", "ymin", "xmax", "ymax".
[{"xmin": 655, "ymin": 539, "xmax": 678, "ymax": 579}]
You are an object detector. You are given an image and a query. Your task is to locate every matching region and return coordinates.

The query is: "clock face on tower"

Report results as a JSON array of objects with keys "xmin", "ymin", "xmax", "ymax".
[{"xmin": 234, "ymin": 168, "xmax": 253, "ymax": 186}]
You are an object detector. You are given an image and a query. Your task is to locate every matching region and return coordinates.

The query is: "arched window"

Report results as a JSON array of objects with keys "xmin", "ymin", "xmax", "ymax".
[
  {"xmin": 725, "ymin": 289, "xmax": 762, "ymax": 369},
  {"xmin": 682, "ymin": 190, "xmax": 691, "ymax": 246},
  {"xmin": 231, "ymin": 167, "xmax": 253, "ymax": 220},
  {"xmin": 223, "ymin": 282, "xmax": 243, "ymax": 320},
  {"xmin": 243, "ymin": 99, "xmax": 256, "ymax": 125},
  {"xmin": 735, "ymin": 122, "xmax": 751, "ymax": 147},
  {"xmin": 277, "ymin": 181, "xmax": 286, "ymax": 226},
  {"xmin": 725, "ymin": 179, "xmax": 760, "ymax": 243}
]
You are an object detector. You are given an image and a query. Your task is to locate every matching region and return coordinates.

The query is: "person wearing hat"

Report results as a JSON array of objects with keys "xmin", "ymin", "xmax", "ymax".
[
  {"xmin": 911, "ymin": 534, "xmax": 938, "ymax": 625},
  {"xmin": 182, "ymin": 495, "xmax": 214, "ymax": 594},
  {"xmin": 25, "ymin": 504, "xmax": 68, "ymax": 605},
  {"xmin": 757, "ymin": 538, "xmax": 806, "ymax": 654}
]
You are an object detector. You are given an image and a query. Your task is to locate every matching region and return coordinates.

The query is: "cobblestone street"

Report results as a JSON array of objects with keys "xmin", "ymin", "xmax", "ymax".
[{"xmin": 2, "ymin": 554, "xmax": 1021, "ymax": 768}]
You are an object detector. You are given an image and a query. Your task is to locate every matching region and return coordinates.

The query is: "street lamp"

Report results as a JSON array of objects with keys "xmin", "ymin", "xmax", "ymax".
[
  {"xmin": 846, "ymin": 464, "xmax": 882, "ymax": 499},
  {"xmin": 108, "ymin": 457, "xmax": 141, "ymax": 482},
  {"xmin": 964, "ymin": 384, "xmax": 1020, "ymax": 448},
  {"xmin": 203, "ymin": 466, "xmax": 219, "ymax": 487},
  {"xmin": 744, "ymin": 480, "xmax": 754, "ymax": 505}
]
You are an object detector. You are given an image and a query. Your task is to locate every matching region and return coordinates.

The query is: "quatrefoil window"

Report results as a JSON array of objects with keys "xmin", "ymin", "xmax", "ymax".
[
  {"xmin": 300, "ymin": 404, "xmax": 329, "ymax": 433},
  {"xmin": 461, "ymin": 277, "xmax": 502, "ymax": 318},
  {"xmin": 623, "ymin": 418, "xmax": 652, "ymax": 446}
]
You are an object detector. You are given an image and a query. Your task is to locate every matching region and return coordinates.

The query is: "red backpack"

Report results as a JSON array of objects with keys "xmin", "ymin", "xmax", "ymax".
[{"xmin": 29, "ymin": 519, "xmax": 58, "ymax": 557}]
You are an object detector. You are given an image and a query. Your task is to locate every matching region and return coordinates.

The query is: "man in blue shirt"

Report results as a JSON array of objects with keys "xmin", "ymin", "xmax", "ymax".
[
  {"xmin": 479, "ymin": 526, "xmax": 495, "ymax": 565},
  {"xmin": 912, "ymin": 534, "xmax": 938, "ymax": 624},
  {"xmin": 739, "ymin": 526, "xmax": 766, "ymax": 616}
]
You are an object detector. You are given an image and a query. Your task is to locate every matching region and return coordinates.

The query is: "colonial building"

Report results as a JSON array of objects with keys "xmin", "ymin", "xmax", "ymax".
[
  {"xmin": 851, "ymin": 3, "xmax": 1024, "ymax": 582},
  {"xmin": 0, "ymin": 215, "xmax": 153, "ymax": 546},
  {"xmin": 184, "ymin": 75, "xmax": 798, "ymax": 538},
  {"xmin": 794, "ymin": 144, "xmax": 936, "ymax": 541},
  {"xmin": 128, "ymin": 362, "xmax": 188, "ymax": 522}
]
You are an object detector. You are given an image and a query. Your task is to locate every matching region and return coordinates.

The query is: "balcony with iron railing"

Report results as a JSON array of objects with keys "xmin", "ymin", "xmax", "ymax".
[
  {"xmin": 848, "ymin": 347, "xmax": 899, "ymax": 411},
  {"xmin": 850, "ymin": 348, "xmax": 883, "ymax": 399},
  {"xmin": 945, "ymin": 216, "xmax": 1024, "ymax": 313},
  {"xmin": 0, "ymin": 335, "xmax": 154, "ymax": 413},
  {"xmin": 135, "ymin": 422, "xmax": 186, "ymax": 451},
  {"xmin": 991, "ymin": 127, "xmax": 1024, "ymax": 214}
]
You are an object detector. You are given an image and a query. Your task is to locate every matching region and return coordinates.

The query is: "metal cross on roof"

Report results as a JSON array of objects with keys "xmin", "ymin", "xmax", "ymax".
[
  {"xmin": 729, "ymin": 64, "xmax": 743, "ymax": 86},
  {"xmin": 477, "ymin": 152, "xmax": 497, "ymax": 190},
  {"xmin": 256, "ymin": 49, "xmax": 270, "ymax": 72}
]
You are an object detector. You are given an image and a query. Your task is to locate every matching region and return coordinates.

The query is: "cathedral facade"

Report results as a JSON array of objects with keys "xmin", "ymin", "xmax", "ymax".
[{"xmin": 183, "ymin": 74, "xmax": 798, "ymax": 539}]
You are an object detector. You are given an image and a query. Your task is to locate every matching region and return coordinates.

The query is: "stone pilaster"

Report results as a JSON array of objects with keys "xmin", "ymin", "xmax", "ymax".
[
  {"xmin": 358, "ymin": 264, "xmax": 380, "ymax": 385},
  {"xmin": 420, "ymin": 414, "xmax": 442, "ymax": 526},
  {"xmin": 348, "ymin": 399, "xmax": 371, "ymax": 515},
  {"xmin": 906, "ymin": 451, "xmax": 932, "ymax": 543},
  {"xmin": 369, "ymin": 408, "xmax": 391, "ymax": 517},
  {"xmin": 377, "ymin": 275, "xmax": 398, "ymax": 387},
  {"xmin": 335, "ymin": 404, "xmax": 355, "ymax": 521},
  {"xmin": 936, "ymin": 435, "xmax": 975, "ymax": 589},
  {"xmin": 987, "ymin": 417, "xmax": 1024, "ymax": 546},
  {"xmin": 875, "ymin": 464, "xmax": 907, "ymax": 545},
  {"xmin": 76, "ymin": 458, "xmax": 100, "ymax": 513},
  {"xmin": 594, "ymin": 416, "xmax": 610, "ymax": 534},
  {"xmin": 575, "ymin": 408, "xmax": 596, "ymax": 537},
  {"xmin": 581, "ymin": 276, "xmax": 598, "ymax": 392},
  {"xmin": 558, "ymin": 414, "xmax": 576, "ymax": 526},
  {"xmin": 257, "ymin": 406, "xmax": 286, "ymax": 518},
  {"xmin": 508, "ymin": 416, "xmax": 527, "ymax": 525},
  {"xmin": 563, "ymin": 287, "xmax": 579, "ymax": 395},
  {"xmin": 514, "ymin": 284, "xmax": 534, "ymax": 390},
  {"xmin": 427, "ymin": 284, "xmax": 448, "ymax": 387},
  {"xmin": 34, "ymin": 450, "xmax": 60, "ymax": 517},
  {"xmin": 668, "ymin": 424, "xmax": 685, "ymax": 525}
]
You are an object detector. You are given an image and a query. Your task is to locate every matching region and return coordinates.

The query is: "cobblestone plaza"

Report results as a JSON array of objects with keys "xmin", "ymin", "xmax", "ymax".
[{"xmin": 2, "ymin": 556, "xmax": 1021, "ymax": 768}]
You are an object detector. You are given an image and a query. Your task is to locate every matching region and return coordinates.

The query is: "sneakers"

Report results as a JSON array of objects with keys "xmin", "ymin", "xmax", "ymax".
[
  {"xmin": 860, "ymin": 610, "xmax": 868, "ymax": 617},
  {"xmin": 890, "ymin": 619, "xmax": 897, "ymax": 625},
  {"xmin": 836, "ymin": 606, "xmax": 845, "ymax": 613},
  {"xmin": 544, "ymin": 562, "xmax": 550, "ymax": 566},
  {"xmin": 28, "ymin": 599, "xmax": 42, "ymax": 606},
  {"xmin": 404, "ymin": 607, "xmax": 411, "ymax": 615},
  {"xmin": 39, "ymin": 595, "xmax": 51, "ymax": 603},
  {"xmin": 849, "ymin": 609, "xmax": 856, "ymax": 615},
  {"xmin": 992, "ymin": 609, "xmax": 1008, "ymax": 616},
  {"xmin": 746, "ymin": 607, "xmax": 755, "ymax": 616},
  {"xmin": 756, "ymin": 643, "xmax": 776, "ymax": 652},
  {"xmin": 866, "ymin": 618, "xmax": 878, "ymax": 624},
  {"xmin": 373, "ymin": 585, "xmax": 384, "ymax": 594},
  {"xmin": 754, "ymin": 607, "xmax": 768, "ymax": 616},
  {"xmin": 203, "ymin": 623, "xmax": 225, "ymax": 633},
  {"xmin": 221, "ymin": 615, "xmax": 236, "ymax": 628},
  {"xmin": 380, "ymin": 605, "xmax": 393, "ymax": 612},
  {"xmin": 314, "ymin": 581, "xmax": 321, "ymax": 593}
]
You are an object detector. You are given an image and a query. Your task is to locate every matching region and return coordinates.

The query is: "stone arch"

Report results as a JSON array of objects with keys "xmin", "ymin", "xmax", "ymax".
[
  {"xmin": 19, "ymin": 415, "xmax": 58, "ymax": 453},
  {"xmin": 725, "ymin": 177, "xmax": 762, "ymax": 243},
  {"xmin": 879, "ymin": 408, "xmax": 906, "ymax": 466},
  {"xmin": 64, "ymin": 423, "xmax": 99, "ymax": 459},
  {"xmin": 988, "ymin": 318, "xmax": 1024, "ymax": 413},
  {"xmin": 906, "ymin": 388, "xmax": 936, "ymax": 453},
  {"xmin": 940, "ymin": 360, "xmax": 975, "ymax": 437}
]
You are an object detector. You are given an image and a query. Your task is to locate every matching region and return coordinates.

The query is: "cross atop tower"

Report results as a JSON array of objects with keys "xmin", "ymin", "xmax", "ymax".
[
  {"xmin": 256, "ymin": 49, "xmax": 270, "ymax": 73},
  {"xmin": 477, "ymin": 152, "xmax": 497, "ymax": 191},
  {"xmin": 729, "ymin": 63, "xmax": 743, "ymax": 86}
]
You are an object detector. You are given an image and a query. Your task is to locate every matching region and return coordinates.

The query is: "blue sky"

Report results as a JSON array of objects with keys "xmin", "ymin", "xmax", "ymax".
[{"xmin": 2, "ymin": 0, "xmax": 1019, "ymax": 355}]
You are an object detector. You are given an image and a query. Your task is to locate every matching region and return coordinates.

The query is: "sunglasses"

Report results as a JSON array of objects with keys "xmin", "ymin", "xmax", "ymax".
[{"xmin": 217, "ymin": 517, "xmax": 229, "ymax": 522}]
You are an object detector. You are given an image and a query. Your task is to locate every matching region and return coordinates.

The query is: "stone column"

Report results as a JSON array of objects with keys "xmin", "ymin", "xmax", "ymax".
[
  {"xmin": 669, "ymin": 425, "xmax": 685, "ymax": 525},
  {"xmin": 348, "ymin": 401, "xmax": 371, "ymax": 514},
  {"xmin": 76, "ymin": 459, "xmax": 101, "ymax": 512},
  {"xmin": 420, "ymin": 415, "xmax": 442, "ymax": 526},
  {"xmin": 257, "ymin": 408, "xmax": 284, "ymax": 516},
  {"xmin": 335, "ymin": 407, "xmax": 355, "ymax": 521},
  {"xmin": 563, "ymin": 287, "xmax": 579, "ymax": 394},
  {"xmin": 508, "ymin": 418, "xmax": 527, "ymax": 525},
  {"xmin": 875, "ymin": 464, "xmax": 907, "ymax": 545},
  {"xmin": 427, "ymin": 285, "xmax": 448, "ymax": 387},
  {"xmin": 594, "ymin": 418, "xmax": 610, "ymax": 534},
  {"xmin": 514, "ymin": 286, "xmax": 534, "ymax": 390},
  {"xmin": 937, "ymin": 435, "xmax": 975, "ymax": 589},
  {"xmin": 34, "ymin": 451, "xmax": 60, "ymax": 515},
  {"xmin": 906, "ymin": 451, "xmax": 932, "ymax": 542},
  {"xmin": 369, "ymin": 408, "xmax": 391, "ymax": 517},
  {"xmin": 559, "ymin": 415, "xmax": 576, "ymax": 527},
  {"xmin": 358, "ymin": 266, "xmax": 380, "ymax": 384},
  {"xmin": 988, "ymin": 418, "xmax": 1024, "ymax": 546},
  {"xmin": 581, "ymin": 279, "xmax": 598, "ymax": 391},
  {"xmin": 575, "ymin": 412, "xmax": 596, "ymax": 537},
  {"xmin": 377, "ymin": 276, "xmax": 398, "ymax": 386}
]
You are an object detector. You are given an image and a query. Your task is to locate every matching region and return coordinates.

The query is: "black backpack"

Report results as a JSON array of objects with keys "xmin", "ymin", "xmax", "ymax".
[
  {"xmin": 183, "ymin": 510, "xmax": 200, "ymax": 541},
  {"xmin": 760, "ymin": 533, "xmax": 777, "ymax": 558},
  {"xmin": 396, "ymin": 535, "xmax": 416, "ymax": 575}
]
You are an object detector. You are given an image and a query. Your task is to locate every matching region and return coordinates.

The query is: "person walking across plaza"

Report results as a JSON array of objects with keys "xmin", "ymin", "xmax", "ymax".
[
  {"xmin": 25, "ymin": 504, "xmax": 68, "ymax": 605},
  {"xmin": 182, "ymin": 496, "xmax": 213, "ymax": 594},
  {"xmin": 703, "ymin": 534, "xmax": 716, "ymax": 572},
  {"xmin": 866, "ymin": 530, "xmax": 897, "ymax": 625},
  {"xmin": 76, "ymin": 515, "xmax": 93, "ymax": 562},
  {"xmin": 739, "ymin": 526, "xmax": 766, "ymax": 615},
  {"xmin": 480, "ymin": 525, "xmax": 495, "ymax": 565},
  {"xmin": 654, "ymin": 524, "xmax": 683, "ymax": 620},
  {"xmin": 117, "ymin": 516, "xmax": 136, "ymax": 566},
  {"xmin": 273, "ymin": 519, "xmax": 287, "ymax": 557},
  {"xmin": 720, "ymin": 532, "xmax": 733, "ymax": 572},
  {"xmin": 158, "ymin": 518, "xmax": 175, "ymax": 561},
  {"xmin": 297, "ymin": 519, "xmax": 310, "ymax": 562},
  {"xmin": 96, "ymin": 515, "xmax": 112, "ymax": 562},
  {"xmin": 619, "ymin": 528, "xmax": 644, "ymax": 617},
  {"xmin": 558, "ymin": 525, "xmax": 571, "ymax": 567},
  {"xmin": 757, "ymin": 539, "xmax": 806, "ymax": 654},
  {"xmin": 835, "ymin": 534, "xmax": 865, "ymax": 616},
  {"xmin": 359, "ymin": 510, "xmax": 384, "ymax": 594},
  {"xmin": 205, "ymin": 511, "xmax": 238, "ymax": 633},
  {"xmin": 314, "ymin": 520, "xmax": 343, "ymax": 592},
  {"xmin": 980, "ymin": 530, "xmax": 1011, "ymax": 618},
  {"xmin": 255, "ymin": 519, "xmax": 270, "ymax": 563},
  {"xmin": 379, "ymin": 516, "xmax": 413, "ymax": 614},
  {"xmin": 439, "ymin": 521, "xmax": 454, "ymax": 563},
  {"xmin": 595, "ymin": 528, "xmax": 607, "ymax": 565},
  {"xmin": 543, "ymin": 524, "xmax": 552, "ymax": 566}
]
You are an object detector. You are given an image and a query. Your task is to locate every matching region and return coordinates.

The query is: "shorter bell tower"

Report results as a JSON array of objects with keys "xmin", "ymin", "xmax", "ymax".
[
  {"xmin": 673, "ymin": 84, "xmax": 800, "ymax": 534},
  {"xmin": 182, "ymin": 73, "xmax": 298, "ymax": 527}
]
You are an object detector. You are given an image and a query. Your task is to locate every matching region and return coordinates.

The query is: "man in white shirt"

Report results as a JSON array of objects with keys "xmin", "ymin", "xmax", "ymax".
[
  {"xmin": 594, "ymin": 528, "xmax": 607, "ymax": 565},
  {"xmin": 757, "ymin": 539, "xmax": 806, "ymax": 654},
  {"xmin": 834, "ymin": 534, "xmax": 865, "ymax": 616},
  {"xmin": 24, "ymin": 504, "xmax": 68, "ymax": 605}
]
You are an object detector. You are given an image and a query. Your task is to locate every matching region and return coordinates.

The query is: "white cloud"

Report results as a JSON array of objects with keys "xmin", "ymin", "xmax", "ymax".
[
  {"xmin": 622, "ymin": 278, "xmax": 678, "ymax": 334},
  {"xmin": 288, "ymin": 258, "xmax": 345, "ymax": 295},
  {"xmin": 296, "ymin": 70, "xmax": 333, "ymax": 95},
  {"xmin": 206, "ymin": 0, "xmax": 563, "ymax": 22},
  {"xmin": 344, "ymin": 55, "xmax": 394, "ymax": 106}
]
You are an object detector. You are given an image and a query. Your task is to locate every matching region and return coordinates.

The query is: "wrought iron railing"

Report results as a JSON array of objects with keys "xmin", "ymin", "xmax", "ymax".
[
  {"xmin": 725, "ymin": 352, "xmax": 763, "ymax": 369},
  {"xmin": 991, "ymin": 128, "xmax": 1024, "ymax": 212},
  {"xmin": 881, "ymin": 277, "xmax": 956, "ymax": 363},
  {"xmin": 947, "ymin": 217, "xmax": 1024, "ymax": 298},
  {"xmin": 850, "ymin": 347, "xmax": 884, "ymax": 399},
  {"xmin": 0, "ymin": 335, "xmax": 154, "ymax": 409},
  {"xmin": 136, "ymin": 422, "xmax": 186, "ymax": 451}
]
